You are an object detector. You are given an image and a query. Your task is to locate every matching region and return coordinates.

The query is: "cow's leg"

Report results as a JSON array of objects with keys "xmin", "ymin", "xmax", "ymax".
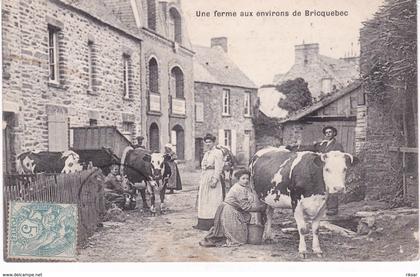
[
  {"xmin": 139, "ymin": 188, "xmax": 149, "ymax": 209},
  {"xmin": 294, "ymin": 201, "xmax": 308, "ymax": 258},
  {"xmin": 148, "ymin": 183, "xmax": 156, "ymax": 215},
  {"xmin": 312, "ymin": 203, "xmax": 327, "ymax": 257},
  {"xmin": 311, "ymin": 219, "xmax": 322, "ymax": 257},
  {"xmin": 262, "ymin": 206, "xmax": 274, "ymax": 242},
  {"xmin": 159, "ymin": 181, "xmax": 168, "ymax": 213}
]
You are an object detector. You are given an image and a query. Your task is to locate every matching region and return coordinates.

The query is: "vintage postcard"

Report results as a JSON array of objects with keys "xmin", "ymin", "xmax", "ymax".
[{"xmin": 1, "ymin": 0, "xmax": 418, "ymax": 275}]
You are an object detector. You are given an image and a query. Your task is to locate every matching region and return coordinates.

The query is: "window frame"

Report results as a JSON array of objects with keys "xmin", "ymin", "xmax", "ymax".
[
  {"xmin": 244, "ymin": 91, "xmax": 251, "ymax": 116},
  {"xmin": 321, "ymin": 78, "xmax": 332, "ymax": 94},
  {"xmin": 48, "ymin": 26, "xmax": 60, "ymax": 84},
  {"xmin": 123, "ymin": 54, "xmax": 131, "ymax": 99},
  {"xmin": 222, "ymin": 89, "xmax": 231, "ymax": 116},
  {"xmin": 224, "ymin": 129, "xmax": 232, "ymax": 149},
  {"xmin": 88, "ymin": 40, "xmax": 94, "ymax": 91}
]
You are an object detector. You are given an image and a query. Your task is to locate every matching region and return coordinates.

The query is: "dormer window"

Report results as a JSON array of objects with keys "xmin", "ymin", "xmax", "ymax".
[
  {"xmin": 321, "ymin": 78, "xmax": 332, "ymax": 94},
  {"xmin": 169, "ymin": 8, "xmax": 182, "ymax": 44},
  {"xmin": 147, "ymin": 0, "xmax": 157, "ymax": 31}
]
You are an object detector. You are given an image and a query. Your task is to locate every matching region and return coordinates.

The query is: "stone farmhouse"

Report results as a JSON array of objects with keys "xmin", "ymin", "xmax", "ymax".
[
  {"xmin": 2, "ymin": 0, "xmax": 195, "ymax": 172},
  {"xmin": 273, "ymin": 43, "xmax": 359, "ymax": 99},
  {"xmin": 194, "ymin": 37, "xmax": 258, "ymax": 167}
]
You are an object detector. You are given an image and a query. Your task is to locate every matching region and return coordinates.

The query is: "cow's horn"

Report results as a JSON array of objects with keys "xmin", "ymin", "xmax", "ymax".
[{"xmin": 344, "ymin": 153, "xmax": 353, "ymax": 164}]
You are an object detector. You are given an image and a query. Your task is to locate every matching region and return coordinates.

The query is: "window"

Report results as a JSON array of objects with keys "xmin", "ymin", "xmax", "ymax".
[
  {"xmin": 48, "ymin": 26, "xmax": 59, "ymax": 83},
  {"xmin": 321, "ymin": 78, "xmax": 332, "ymax": 94},
  {"xmin": 123, "ymin": 55, "xmax": 131, "ymax": 99},
  {"xmin": 148, "ymin": 58, "xmax": 159, "ymax": 94},
  {"xmin": 171, "ymin": 67, "xmax": 184, "ymax": 98},
  {"xmin": 244, "ymin": 91, "xmax": 251, "ymax": 116},
  {"xmin": 222, "ymin": 89, "xmax": 230, "ymax": 115},
  {"xmin": 147, "ymin": 0, "xmax": 156, "ymax": 31},
  {"xmin": 169, "ymin": 8, "xmax": 182, "ymax": 44},
  {"xmin": 195, "ymin": 103, "xmax": 204, "ymax": 122},
  {"xmin": 88, "ymin": 41, "xmax": 95, "ymax": 91},
  {"xmin": 89, "ymin": 119, "xmax": 97, "ymax": 126}
]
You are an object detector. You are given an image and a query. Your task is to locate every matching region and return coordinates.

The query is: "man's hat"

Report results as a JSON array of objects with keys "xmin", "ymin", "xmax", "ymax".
[
  {"xmin": 203, "ymin": 133, "xmax": 216, "ymax": 142},
  {"xmin": 322, "ymin": 126, "xmax": 338, "ymax": 136}
]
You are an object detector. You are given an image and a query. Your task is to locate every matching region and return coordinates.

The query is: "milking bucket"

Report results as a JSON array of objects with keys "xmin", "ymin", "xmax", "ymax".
[{"xmin": 247, "ymin": 212, "xmax": 264, "ymax": 245}]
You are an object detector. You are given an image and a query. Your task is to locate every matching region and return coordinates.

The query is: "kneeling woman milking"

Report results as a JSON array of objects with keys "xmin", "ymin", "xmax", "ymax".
[{"xmin": 199, "ymin": 169, "xmax": 266, "ymax": 247}]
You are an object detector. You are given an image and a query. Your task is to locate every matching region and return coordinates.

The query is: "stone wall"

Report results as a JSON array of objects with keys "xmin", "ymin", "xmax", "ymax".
[
  {"xmin": 358, "ymin": 0, "xmax": 417, "ymax": 201},
  {"xmin": 3, "ymin": 0, "xmax": 143, "ymax": 154},
  {"xmin": 2, "ymin": 0, "xmax": 195, "ymax": 167}
]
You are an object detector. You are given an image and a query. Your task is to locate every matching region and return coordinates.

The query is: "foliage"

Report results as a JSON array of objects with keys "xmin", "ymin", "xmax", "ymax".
[
  {"xmin": 361, "ymin": 0, "xmax": 417, "ymax": 98},
  {"xmin": 276, "ymin": 78, "xmax": 312, "ymax": 112}
]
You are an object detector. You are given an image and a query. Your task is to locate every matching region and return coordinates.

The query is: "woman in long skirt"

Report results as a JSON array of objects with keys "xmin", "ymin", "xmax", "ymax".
[
  {"xmin": 199, "ymin": 169, "xmax": 266, "ymax": 247},
  {"xmin": 164, "ymin": 143, "xmax": 182, "ymax": 193},
  {"xmin": 193, "ymin": 133, "xmax": 225, "ymax": 231}
]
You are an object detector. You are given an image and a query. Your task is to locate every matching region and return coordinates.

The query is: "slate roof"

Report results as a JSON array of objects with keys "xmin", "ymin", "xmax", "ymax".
[
  {"xmin": 193, "ymin": 45, "xmax": 257, "ymax": 89},
  {"xmin": 280, "ymin": 80, "xmax": 361, "ymax": 123},
  {"xmin": 60, "ymin": 0, "xmax": 141, "ymax": 39},
  {"xmin": 318, "ymin": 55, "xmax": 359, "ymax": 86}
]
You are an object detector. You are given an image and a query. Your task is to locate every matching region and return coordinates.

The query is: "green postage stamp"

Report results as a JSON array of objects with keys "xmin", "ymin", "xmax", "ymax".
[{"xmin": 7, "ymin": 201, "xmax": 78, "ymax": 261}]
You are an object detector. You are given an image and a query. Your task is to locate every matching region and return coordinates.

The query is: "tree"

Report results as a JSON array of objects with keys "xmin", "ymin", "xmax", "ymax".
[{"xmin": 276, "ymin": 78, "xmax": 312, "ymax": 112}]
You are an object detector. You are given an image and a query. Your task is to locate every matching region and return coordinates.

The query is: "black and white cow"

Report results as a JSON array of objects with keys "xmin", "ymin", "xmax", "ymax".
[
  {"xmin": 120, "ymin": 147, "xmax": 171, "ymax": 214},
  {"xmin": 250, "ymin": 147, "xmax": 357, "ymax": 258},
  {"xmin": 16, "ymin": 150, "xmax": 83, "ymax": 174}
]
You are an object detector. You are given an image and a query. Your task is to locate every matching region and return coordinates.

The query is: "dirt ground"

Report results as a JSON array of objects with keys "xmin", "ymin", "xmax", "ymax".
[{"xmin": 77, "ymin": 168, "xmax": 419, "ymax": 262}]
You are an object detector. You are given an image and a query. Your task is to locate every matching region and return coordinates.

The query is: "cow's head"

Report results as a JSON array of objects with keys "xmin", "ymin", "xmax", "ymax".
[
  {"xmin": 16, "ymin": 152, "xmax": 36, "ymax": 174},
  {"xmin": 150, "ymin": 153, "xmax": 170, "ymax": 179},
  {"xmin": 314, "ymin": 151, "xmax": 358, "ymax": 194},
  {"xmin": 61, "ymin": 150, "xmax": 83, "ymax": 173}
]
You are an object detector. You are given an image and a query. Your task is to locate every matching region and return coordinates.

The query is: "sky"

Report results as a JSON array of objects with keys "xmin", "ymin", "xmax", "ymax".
[{"xmin": 181, "ymin": 0, "xmax": 384, "ymax": 86}]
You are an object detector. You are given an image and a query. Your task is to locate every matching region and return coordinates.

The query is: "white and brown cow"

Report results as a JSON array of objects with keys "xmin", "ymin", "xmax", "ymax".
[
  {"xmin": 149, "ymin": 152, "xmax": 172, "ymax": 214},
  {"xmin": 16, "ymin": 150, "xmax": 83, "ymax": 174},
  {"xmin": 250, "ymin": 147, "xmax": 357, "ymax": 258},
  {"xmin": 120, "ymin": 147, "xmax": 171, "ymax": 215}
]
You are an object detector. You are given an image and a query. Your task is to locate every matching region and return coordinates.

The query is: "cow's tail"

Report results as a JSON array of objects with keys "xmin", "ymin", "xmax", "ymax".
[{"xmin": 120, "ymin": 146, "xmax": 133, "ymax": 176}]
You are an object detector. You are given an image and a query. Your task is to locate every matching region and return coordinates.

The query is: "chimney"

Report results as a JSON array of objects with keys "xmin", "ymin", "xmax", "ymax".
[
  {"xmin": 294, "ymin": 43, "xmax": 319, "ymax": 65},
  {"xmin": 211, "ymin": 37, "xmax": 228, "ymax": 53}
]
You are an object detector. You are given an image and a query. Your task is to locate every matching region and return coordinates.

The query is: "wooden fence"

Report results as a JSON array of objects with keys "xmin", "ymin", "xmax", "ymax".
[{"xmin": 3, "ymin": 168, "xmax": 105, "ymax": 247}]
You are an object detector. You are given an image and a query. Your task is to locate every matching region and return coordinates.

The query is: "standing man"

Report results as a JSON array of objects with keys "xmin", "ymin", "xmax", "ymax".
[
  {"xmin": 133, "ymin": 136, "xmax": 145, "ymax": 149},
  {"xmin": 295, "ymin": 126, "xmax": 344, "ymax": 216},
  {"xmin": 194, "ymin": 133, "xmax": 225, "ymax": 231}
]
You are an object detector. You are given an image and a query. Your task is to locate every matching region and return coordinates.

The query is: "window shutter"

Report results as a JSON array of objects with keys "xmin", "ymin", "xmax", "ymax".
[
  {"xmin": 231, "ymin": 129, "xmax": 237, "ymax": 155},
  {"xmin": 48, "ymin": 114, "xmax": 68, "ymax": 151},
  {"xmin": 195, "ymin": 103, "xmax": 204, "ymax": 122},
  {"xmin": 218, "ymin": 129, "xmax": 224, "ymax": 146}
]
